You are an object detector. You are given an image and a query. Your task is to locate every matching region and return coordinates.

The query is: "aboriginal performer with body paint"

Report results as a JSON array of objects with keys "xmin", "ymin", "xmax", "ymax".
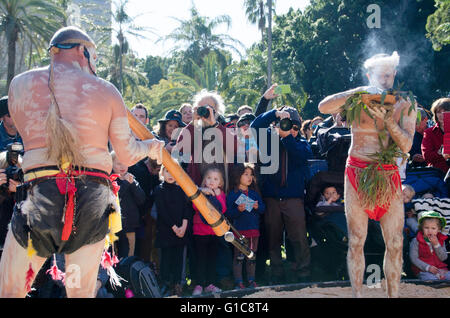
[
  {"xmin": 318, "ymin": 52, "xmax": 417, "ymax": 298},
  {"xmin": 0, "ymin": 26, "xmax": 164, "ymax": 298}
]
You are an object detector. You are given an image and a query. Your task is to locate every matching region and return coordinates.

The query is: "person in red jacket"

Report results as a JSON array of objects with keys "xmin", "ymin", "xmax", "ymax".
[
  {"xmin": 409, "ymin": 211, "xmax": 450, "ymax": 280},
  {"xmin": 421, "ymin": 98, "xmax": 450, "ymax": 174}
]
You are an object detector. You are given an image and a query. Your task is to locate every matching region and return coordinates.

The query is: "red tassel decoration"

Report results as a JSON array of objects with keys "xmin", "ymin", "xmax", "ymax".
[
  {"xmin": 25, "ymin": 263, "xmax": 35, "ymax": 294},
  {"xmin": 101, "ymin": 249, "xmax": 125, "ymax": 289},
  {"xmin": 61, "ymin": 179, "xmax": 77, "ymax": 241},
  {"xmin": 101, "ymin": 249, "xmax": 113, "ymax": 269},
  {"xmin": 46, "ymin": 254, "xmax": 65, "ymax": 284}
]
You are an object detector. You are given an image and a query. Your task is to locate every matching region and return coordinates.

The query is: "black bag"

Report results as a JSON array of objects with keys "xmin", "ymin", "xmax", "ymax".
[{"xmin": 115, "ymin": 256, "xmax": 161, "ymax": 298}]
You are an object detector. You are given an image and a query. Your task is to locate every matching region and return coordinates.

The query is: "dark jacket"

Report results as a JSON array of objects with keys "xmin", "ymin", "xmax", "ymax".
[
  {"xmin": 154, "ymin": 182, "xmax": 192, "ymax": 248},
  {"xmin": 128, "ymin": 159, "xmax": 160, "ymax": 217},
  {"xmin": 117, "ymin": 176, "xmax": 146, "ymax": 232},
  {"xmin": 225, "ymin": 189, "xmax": 265, "ymax": 231},
  {"xmin": 254, "ymin": 96, "xmax": 270, "ymax": 117},
  {"xmin": 251, "ymin": 109, "xmax": 313, "ymax": 199}
]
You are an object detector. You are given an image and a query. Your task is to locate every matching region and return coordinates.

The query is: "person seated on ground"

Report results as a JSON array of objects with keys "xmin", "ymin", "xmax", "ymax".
[
  {"xmin": 422, "ymin": 98, "xmax": 450, "ymax": 174},
  {"xmin": 402, "ymin": 184, "xmax": 418, "ymax": 237},
  {"xmin": 410, "ymin": 211, "xmax": 450, "ymax": 281}
]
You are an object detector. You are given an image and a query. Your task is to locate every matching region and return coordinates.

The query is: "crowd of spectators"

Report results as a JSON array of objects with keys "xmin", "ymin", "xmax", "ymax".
[{"xmin": 0, "ymin": 86, "xmax": 449, "ymax": 298}]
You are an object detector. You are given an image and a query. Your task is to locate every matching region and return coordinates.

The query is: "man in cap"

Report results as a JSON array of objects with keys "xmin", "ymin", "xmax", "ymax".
[
  {"xmin": 0, "ymin": 26, "xmax": 164, "ymax": 297},
  {"xmin": 251, "ymin": 106, "xmax": 313, "ymax": 283},
  {"xmin": 318, "ymin": 52, "xmax": 417, "ymax": 297}
]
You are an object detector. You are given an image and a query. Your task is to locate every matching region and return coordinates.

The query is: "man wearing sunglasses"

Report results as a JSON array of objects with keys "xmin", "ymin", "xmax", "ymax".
[{"xmin": 251, "ymin": 106, "xmax": 312, "ymax": 284}]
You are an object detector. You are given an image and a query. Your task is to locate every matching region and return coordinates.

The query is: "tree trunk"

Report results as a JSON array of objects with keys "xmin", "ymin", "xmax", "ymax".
[
  {"xmin": 118, "ymin": 30, "xmax": 124, "ymax": 94},
  {"xmin": 6, "ymin": 30, "xmax": 18, "ymax": 93},
  {"xmin": 267, "ymin": 0, "xmax": 272, "ymax": 88}
]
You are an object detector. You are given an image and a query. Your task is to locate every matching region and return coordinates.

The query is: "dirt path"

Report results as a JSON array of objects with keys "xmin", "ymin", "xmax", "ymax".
[{"xmin": 244, "ymin": 280, "xmax": 450, "ymax": 298}]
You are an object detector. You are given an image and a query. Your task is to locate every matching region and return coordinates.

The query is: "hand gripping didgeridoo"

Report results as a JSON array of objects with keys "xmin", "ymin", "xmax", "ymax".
[{"xmin": 127, "ymin": 110, "xmax": 255, "ymax": 260}]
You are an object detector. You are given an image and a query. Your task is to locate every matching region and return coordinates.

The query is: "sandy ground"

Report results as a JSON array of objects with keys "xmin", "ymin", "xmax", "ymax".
[{"xmin": 244, "ymin": 280, "xmax": 450, "ymax": 298}]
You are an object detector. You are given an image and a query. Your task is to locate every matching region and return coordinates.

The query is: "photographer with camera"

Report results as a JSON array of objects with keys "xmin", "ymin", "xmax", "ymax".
[
  {"xmin": 251, "ymin": 106, "xmax": 313, "ymax": 283},
  {"xmin": 0, "ymin": 142, "xmax": 23, "ymax": 256},
  {"xmin": 0, "ymin": 96, "xmax": 22, "ymax": 152},
  {"xmin": 0, "ymin": 95, "xmax": 23, "ymax": 256}
]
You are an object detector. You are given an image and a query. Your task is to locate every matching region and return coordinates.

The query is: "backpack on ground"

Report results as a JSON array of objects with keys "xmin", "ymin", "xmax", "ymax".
[{"xmin": 113, "ymin": 256, "xmax": 161, "ymax": 298}]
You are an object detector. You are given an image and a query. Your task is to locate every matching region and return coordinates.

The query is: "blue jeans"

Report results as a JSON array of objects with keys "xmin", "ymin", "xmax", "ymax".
[{"xmin": 418, "ymin": 270, "xmax": 450, "ymax": 281}]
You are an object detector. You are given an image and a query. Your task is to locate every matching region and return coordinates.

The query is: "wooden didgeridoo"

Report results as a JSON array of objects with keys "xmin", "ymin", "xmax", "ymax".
[{"xmin": 127, "ymin": 110, "xmax": 255, "ymax": 259}]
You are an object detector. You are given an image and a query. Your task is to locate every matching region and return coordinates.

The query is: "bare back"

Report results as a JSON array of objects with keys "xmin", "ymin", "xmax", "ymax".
[{"xmin": 9, "ymin": 63, "xmax": 150, "ymax": 173}]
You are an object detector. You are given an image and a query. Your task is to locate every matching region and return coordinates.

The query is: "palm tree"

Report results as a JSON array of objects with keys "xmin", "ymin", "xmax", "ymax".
[
  {"xmin": 243, "ymin": 0, "xmax": 276, "ymax": 42},
  {"xmin": 162, "ymin": 4, "xmax": 245, "ymax": 68},
  {"xmin": 112, "ymin": 0, "xmax": 156, "ymax": 93},
  {"xmin": 0, "ymin": 0, "xmax": 64, "ymax": 90},
  {"xmin": 267, "ymin": 0, "xmax": 273, "ymax": 88},
  {"xmin": 97, "ymin": 43, "xmax": 148, "ymax": 101},
  {"xmin": 160, "ymin": 52, "xmax": 239, "ymax": 111}
]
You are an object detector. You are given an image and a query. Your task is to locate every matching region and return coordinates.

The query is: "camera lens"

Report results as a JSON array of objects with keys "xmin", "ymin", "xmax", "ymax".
[
  {"xmin": 197, "ymin": 106, "xmax": 210, "ymax": 118},
  {"xmin": 279, "ymin": 118, "xmax": 293, "ymax": 131}
]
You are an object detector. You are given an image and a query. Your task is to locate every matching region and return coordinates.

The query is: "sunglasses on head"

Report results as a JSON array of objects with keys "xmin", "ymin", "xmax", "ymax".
[{"xmin": 292, "ymin": 126, "xmax": 299, "ymax": 131}]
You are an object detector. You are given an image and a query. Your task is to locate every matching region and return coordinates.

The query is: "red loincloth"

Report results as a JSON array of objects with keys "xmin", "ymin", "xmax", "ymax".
[{"xmin": 345, "ymin": 156, "xmax": 402, "ymax": 221}]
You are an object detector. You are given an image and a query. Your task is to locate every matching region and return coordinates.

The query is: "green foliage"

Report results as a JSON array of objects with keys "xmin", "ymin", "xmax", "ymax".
[
  {"xmin": 426, "ymin": 0, "xmax": 450, "ymax": 51},
  {"xmin": 268, "ymin": 0, "xmax": 449, "ymax": 120},
  {"xmin": 243, "ymin": 0, "xmax": 276, "ymax": 41},
  {"xmin": 162, "ymin": 4, "xmax": 244, "ymax": 78},
  {"xmin": 145, "ymin": 79, "xmax": 190, "ymax": 127},
  {"xmin": 0, "ymin": 0, "xmax": 65, "ymax": 90}
]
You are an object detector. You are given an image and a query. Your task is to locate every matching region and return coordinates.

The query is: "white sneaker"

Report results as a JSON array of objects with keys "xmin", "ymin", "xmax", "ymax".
[
  {"xmin": 204, "ymin": 284, "xmax": 222, "ymax": 293},
  {"xmin": 192, "ymin": 285, "xmax": 203, "ymax": 296}
]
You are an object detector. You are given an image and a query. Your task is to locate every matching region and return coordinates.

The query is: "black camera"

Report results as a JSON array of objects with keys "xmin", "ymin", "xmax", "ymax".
[
  {"xmin": 197, "ymin": 106, "xmax": 211, "ymax": 119},
  {"xmin": 2, "ymin": 142, "xmax": 24, "ymax": 188},
  {"xmin": 278, "ymin": 118, "xmax": 293, "ymax": 131}
]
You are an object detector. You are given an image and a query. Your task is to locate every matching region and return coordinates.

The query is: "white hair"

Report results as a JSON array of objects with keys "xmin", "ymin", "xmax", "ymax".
[
  {"xmin": 192, "ymin": 89, "xmax": 226, "ymax": 115},
  {"xmin": 364, "ymin": 51, "xmax": 400, "ymax": 72}
]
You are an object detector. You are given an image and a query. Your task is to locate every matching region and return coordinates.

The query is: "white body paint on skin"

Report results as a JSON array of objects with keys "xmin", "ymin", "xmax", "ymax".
[{"xmin": 9, "ymin": 61, "xmax": 157, "ymax": 173}]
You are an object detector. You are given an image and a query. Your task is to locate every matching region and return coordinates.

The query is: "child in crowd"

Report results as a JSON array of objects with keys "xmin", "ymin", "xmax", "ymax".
[
  {"xmin": 111, "ymin": 152, "xmax": 146, "ymax": 259},
  {"xmin": 402, "ymin": 184, "xmax": 419, "ymax": 235},
  {"xmin": 409, "ymin": 211, "xmax": 450, "ymax": 280},
  {"xmin": 154, "ymin": 165, "xmax": 192, "ymax": 297},
  {"xmin": 226, "ymin": 163, "xmax": 265, "ymax": 289},
  {"xmin": 316, "ymin": 185, "xmax": 342, "ymax": 207},
  {"xmin": 192, "ymin": 167, "xmax": 227, "ymax": 296}
]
